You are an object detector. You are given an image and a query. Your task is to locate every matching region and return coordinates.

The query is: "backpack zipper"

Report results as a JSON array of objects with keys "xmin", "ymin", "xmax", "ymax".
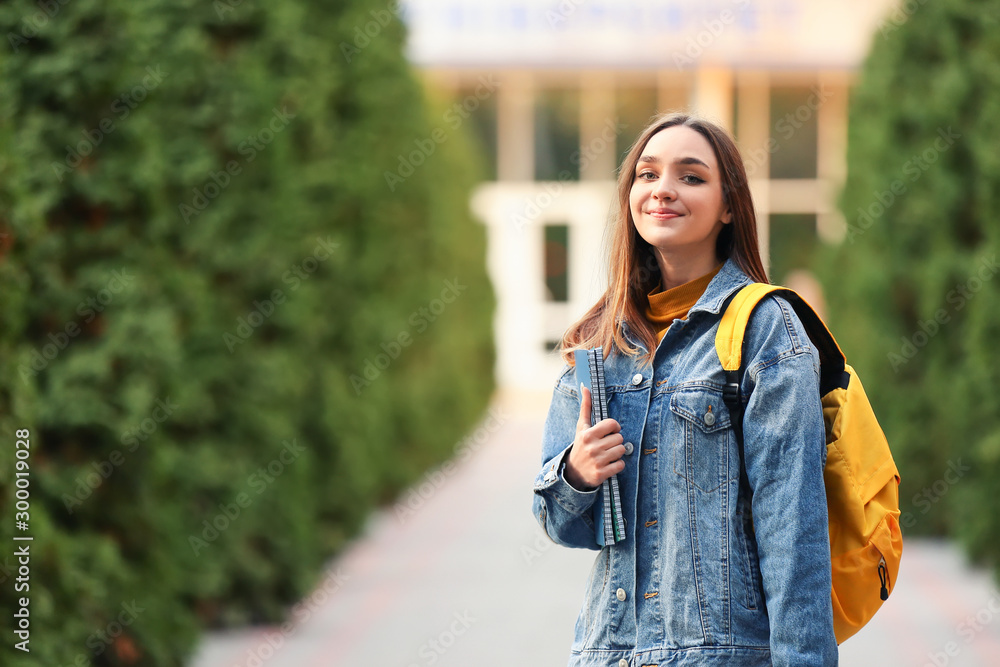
[{"xmin": 877, "ymin": 555, "xmax": 889, "ymax": 600}]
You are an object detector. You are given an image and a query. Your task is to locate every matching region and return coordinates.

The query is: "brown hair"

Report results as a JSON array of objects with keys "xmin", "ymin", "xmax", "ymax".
[{"xmin": 559, "ymin": 111, "xmax": 769, "ymax": 367}]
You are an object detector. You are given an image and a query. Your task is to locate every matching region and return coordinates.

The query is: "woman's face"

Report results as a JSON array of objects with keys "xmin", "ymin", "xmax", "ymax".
[{"xmin": 629, "ymin": 125, "xmax": 731, "ymax": 265}]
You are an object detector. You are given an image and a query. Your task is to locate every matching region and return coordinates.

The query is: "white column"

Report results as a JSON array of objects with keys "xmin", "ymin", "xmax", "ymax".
[{"xmin": 691, "ymin": 66, "xmax": 734, "ymax": 132}]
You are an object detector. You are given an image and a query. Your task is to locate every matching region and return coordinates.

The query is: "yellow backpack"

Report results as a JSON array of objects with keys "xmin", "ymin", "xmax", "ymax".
[{"xmin": 716, "ymin": 283, "xmax": 902, "ymax": 644}]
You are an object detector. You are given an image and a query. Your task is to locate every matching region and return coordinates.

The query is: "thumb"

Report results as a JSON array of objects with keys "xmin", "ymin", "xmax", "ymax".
[{"xmin": 578, "ymin": 383, "xmax": 592, "ymax": 430}]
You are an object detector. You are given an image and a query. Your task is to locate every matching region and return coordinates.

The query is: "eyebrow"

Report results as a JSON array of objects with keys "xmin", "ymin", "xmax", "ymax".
[{"xmin": 637, "ymin": 155, "xmax": 711, "ymax": 169}]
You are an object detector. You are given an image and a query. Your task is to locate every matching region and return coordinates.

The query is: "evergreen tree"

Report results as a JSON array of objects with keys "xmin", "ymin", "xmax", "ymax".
[
  {"xmin": 0, "ymin": 0, "xmax": 495, "ymax": 664},
  {"xmin": 817, "ymin": 0, "xmax": 1000, "ymax": 575}
]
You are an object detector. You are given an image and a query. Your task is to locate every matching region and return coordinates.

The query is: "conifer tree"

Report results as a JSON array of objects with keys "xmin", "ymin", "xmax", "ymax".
[
  {"xmin": 817, "ymin": 0, "xmax": 1000, "ymax": 575},
  {"xmin": 0, "ymin": 0, "xmax": 495, "ymax": 663}
]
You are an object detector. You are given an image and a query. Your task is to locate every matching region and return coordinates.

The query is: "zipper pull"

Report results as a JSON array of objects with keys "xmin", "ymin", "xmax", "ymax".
[{"xmin": 878, "ymin": 556, "xmax": 889, "ymax": 601}]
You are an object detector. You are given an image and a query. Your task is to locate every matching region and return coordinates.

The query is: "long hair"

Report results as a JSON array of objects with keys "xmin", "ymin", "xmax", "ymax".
[{"xmin": 559, "ymin": 112, "xmax": 769, "ymax": 367}]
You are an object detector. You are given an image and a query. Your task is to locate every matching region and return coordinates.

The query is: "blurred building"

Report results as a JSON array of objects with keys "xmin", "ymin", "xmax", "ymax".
[{"xmin": 400, "ymin": 0, "xmax": 898, "ymax": 395}]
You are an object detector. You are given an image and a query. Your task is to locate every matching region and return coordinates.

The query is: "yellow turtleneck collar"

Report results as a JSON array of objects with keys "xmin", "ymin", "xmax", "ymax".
[{"xmin": 644, "ymin": 262, "xmax": 724, "ymax": 344}]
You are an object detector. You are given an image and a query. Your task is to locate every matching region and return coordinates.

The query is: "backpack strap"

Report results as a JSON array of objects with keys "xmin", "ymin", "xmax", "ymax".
[
  {"xmin": 716, "ymin": 283, "xmax": 851, "ymax": 533},
  {"xmin": 716, "ymin": 284, "xmax": 850, "ymax": 396}
]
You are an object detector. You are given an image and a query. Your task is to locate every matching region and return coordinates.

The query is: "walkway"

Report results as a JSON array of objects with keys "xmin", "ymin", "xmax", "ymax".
[{"xmin": 189, "ymin": 394, "xmax": 1000, "ymax": 667}]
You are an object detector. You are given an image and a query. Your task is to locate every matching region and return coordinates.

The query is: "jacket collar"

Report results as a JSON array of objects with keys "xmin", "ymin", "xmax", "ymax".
[{"xmin": 618, "ymin": 257, "xmax": 753, "ymax": 352}]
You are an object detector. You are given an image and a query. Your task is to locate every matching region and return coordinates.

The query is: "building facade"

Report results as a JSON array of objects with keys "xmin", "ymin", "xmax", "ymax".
[{"xmin": 401, "ymin": 0, "xmax": 900, "ymax": 396}]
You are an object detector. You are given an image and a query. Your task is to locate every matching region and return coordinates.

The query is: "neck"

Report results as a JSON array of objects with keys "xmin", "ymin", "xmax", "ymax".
[{"xmin": 653, "ymin": 249, "xmax": 720, "ymax": 290}]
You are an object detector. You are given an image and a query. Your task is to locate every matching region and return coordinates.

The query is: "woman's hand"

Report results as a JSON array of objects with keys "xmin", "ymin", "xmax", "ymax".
[{"xmin": 564, "ymin": 385, "xmax": 626, "ymax": 490}]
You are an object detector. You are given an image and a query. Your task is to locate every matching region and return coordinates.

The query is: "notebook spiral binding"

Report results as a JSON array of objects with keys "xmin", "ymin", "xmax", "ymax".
[{"xmin": 585, "ymin": 347, "xmax": 626, "ymax": 545}]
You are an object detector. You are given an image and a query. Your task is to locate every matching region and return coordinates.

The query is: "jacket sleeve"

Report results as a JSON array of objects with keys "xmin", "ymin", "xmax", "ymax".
[
  {"xmin": 530, "ymin": 364, "xmax": 602, "ymax": 550},
  {"xmin": 740, "ymin": 297, "xmax": 838, "ymax": 666}
]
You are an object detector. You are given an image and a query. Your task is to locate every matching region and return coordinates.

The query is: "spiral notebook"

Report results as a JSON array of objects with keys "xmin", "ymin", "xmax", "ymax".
[{"xmin": 574, "ymin": 347, "xmax": 626, "ymax": 545}]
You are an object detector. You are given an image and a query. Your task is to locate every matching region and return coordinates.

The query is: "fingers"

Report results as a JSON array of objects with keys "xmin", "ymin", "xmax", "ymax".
[
  {"xmin": 577, "ymin": 384, "xmax": 591, "ymax": 430},
  {"xmin": 595, "ymin": 443, "xmax": 627, "ymax": 467},
  {"xmin": 604, "ymin": 458, "xmax": 626, "ymax": 476},
  {"xmin": 590, "ymin": 418, "xmax": 622, "ymax": 440},
  {"xmin": 572, "ymin": 380, "xmax": 627, "ymax": 486},
  {"xmin": 591, "ymin": 455, "xmax": 626, "ymax": 486}
]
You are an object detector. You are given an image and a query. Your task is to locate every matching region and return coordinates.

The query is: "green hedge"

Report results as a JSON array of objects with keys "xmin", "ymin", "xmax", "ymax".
[
  {"xmin": 816, "ymin": 0, "xmax": 1000, "ymax": 574},
  {"xmin": 0, "ymin": 1, "xmax": 495, "ymax": 664}
]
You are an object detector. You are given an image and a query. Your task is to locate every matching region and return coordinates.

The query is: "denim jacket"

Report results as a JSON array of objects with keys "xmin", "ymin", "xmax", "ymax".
[{"xmin": 531, "ymin": 258, "xmax": 838, "ymax": 666}]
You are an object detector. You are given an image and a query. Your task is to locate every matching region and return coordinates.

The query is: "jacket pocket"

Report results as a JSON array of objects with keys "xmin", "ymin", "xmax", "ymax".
[{"xmin": 670, "ymin": 388, "xmax": 734, "ymax": 493}]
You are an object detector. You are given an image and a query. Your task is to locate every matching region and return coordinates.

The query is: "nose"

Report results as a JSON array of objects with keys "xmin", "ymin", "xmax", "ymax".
[{"xmin": 652, "ymin": 175, "xmax": 675, "ymax": 200}]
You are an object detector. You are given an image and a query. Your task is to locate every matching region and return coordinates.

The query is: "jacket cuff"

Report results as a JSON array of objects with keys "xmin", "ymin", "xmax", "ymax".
[{"xmin": 532, "ymin": 443, "xmax": 599, "ymax": 515}]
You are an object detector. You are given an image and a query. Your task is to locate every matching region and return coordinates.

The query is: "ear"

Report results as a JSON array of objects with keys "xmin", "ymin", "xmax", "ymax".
[{"xmin": 721, "ymin": 207, "xmax": 732, "ymax": 225}]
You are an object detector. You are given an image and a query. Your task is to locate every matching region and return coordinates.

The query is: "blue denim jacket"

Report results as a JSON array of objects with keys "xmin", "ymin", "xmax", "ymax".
[{"xmin": 531, "ymin": 258, "xmax": 838, "ymax": 666}]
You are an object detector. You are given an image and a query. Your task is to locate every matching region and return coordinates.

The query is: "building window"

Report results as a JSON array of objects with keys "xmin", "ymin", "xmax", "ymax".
[
  {"xmin": 454, "ymin": 84, "xmax": 497, "ymax": 180},
  {"xmin": 769, "ymin": 213, "xmax": 817, "ymax": 285},
  {"xmin": 544, "ymin": 223, "xmax": 569, "ymax": 302},
  {"xmin": 535, "ymin": 89, "xmax": 580, "ymax": 181},
  {"xmin": 769, "ymin": 86, "xmax": 819, "ymax": 179},
  {"xmin": 615, "ymin": 87, "xmax": 658, "ymax": 173}
]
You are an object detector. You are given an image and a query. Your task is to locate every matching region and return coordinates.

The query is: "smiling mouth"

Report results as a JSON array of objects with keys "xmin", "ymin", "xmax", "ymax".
[{"xmin": 648, "ymin": 210, "xmax": 681, "ymax": 219}]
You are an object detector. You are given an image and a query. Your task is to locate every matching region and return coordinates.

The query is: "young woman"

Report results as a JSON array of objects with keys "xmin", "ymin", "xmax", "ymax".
[{"xmin": 531, "ymin": 113, "xmax": 837, "ymax": 666}]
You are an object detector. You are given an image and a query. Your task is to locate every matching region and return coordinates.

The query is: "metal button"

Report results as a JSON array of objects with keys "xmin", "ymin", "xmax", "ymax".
[
  {"xmin": 631, "ymin": 373, "xmax": 643, "ymax": 385},
  {"xmin": 624, "ymin": 442, "xmax": 634, "ymax": 455},
  {"xmin": 616, "ymin": 588, "xmax": 626, "ymax": 601},
  {"xmin": 704, "ymin": 410, "xmax": 716, "ymax": 426},
  {"xmin": 544, "ymin": 470, "xmax": 557, "ymax": 483},
  {"xmin": 619, "ymin": 660, "xmax": 629, "ymax": 667}
]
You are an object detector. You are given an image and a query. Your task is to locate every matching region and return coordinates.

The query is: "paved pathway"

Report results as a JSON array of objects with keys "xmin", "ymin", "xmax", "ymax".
[{"xmin": 189, "ymin": 394, "xmax": 1000, "ymax": 667}]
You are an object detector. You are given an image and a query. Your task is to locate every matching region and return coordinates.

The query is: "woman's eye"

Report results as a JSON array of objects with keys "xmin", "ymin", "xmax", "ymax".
[
  {"xmin": 681, "ymin": 174, "xmax": 705, "ymax": 184},
  {"xmin": 637, "ymin": 171, "xmax": 657, "ymax": 180}
]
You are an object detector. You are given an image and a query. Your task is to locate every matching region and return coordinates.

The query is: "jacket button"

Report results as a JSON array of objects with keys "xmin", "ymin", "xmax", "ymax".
[
  {"xmin": 624, "ymin": 442, "xmax": 634, "ymax": 455},
  {"xmin": 618, "ymin": 660, "xmax": 629, "ymax": 667},
  {"xmin": 631, "ymin": 373, "xmax": 643, "ymax": 385},
  {"xmin": 616, "ymin": 588, "xmax": 626, "ymax": 601},
  {"xmin": 704, "ymin": 410, "xmax": 716, "ymax": 426}
]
